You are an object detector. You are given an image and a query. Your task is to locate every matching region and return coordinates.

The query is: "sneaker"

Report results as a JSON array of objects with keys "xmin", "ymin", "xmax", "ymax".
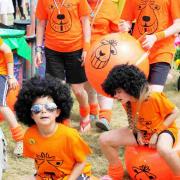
[
  {"xmin": 95, "ymin": 118, "xmax": 110, "ymax": 131},
  {"xmin": 13, "ymin": 141, "xmax": 23, "ymax": 157},
  {"xmin": 90, "ymin": 114, "xmax": 98, "ymax": 121}
]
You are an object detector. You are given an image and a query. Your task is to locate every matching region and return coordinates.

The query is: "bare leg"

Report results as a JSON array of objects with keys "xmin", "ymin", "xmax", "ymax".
[{"xmin": 157, "ymin": 133, "xmax": 180, "ymax": 175}]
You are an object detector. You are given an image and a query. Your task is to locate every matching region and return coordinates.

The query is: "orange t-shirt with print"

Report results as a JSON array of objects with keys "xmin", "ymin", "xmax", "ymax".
[
  {"xmin": 36, "ymin": 0, "xmax": 90, "ymax": 52},
  {"xmin": 0, "ymin": 38, "xmax": 8, "ymax": 75},
  {"xmin": 89, "ymin": 0, "xmax": 120, "ymax": 45},
  {"xmin": 125, "ymin": 92, "xmax": 178, "ymax": 142},
  {"xmin": 121, "ymin": 0, "xmax": 180, "ymax": 64},
  {"xmin": 23, "ymin": 124, "xmax": 92, "ymax": 179}
]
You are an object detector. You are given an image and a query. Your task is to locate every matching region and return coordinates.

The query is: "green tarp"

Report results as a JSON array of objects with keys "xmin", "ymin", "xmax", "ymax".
[{"xmin": 0, "ymin": 28, "xmax": 31, "ymax": 62}]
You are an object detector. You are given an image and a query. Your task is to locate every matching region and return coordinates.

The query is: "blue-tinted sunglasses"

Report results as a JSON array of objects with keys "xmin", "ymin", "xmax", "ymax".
[{"xmin": 31, "ymin": 102, "xmax": 57, "ymax": 114}]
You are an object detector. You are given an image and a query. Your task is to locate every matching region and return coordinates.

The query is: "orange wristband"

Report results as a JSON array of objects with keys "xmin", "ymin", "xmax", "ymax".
[
  {"xmin": 4, "ymin": 52, "xmax": 13, "ymax": 64},
  {"xmin": 83, "ymin": 42, "xmax": 90, "ymax": 52},
  {"xmin": 156, "ymin": 123, "xmax": 167, "ymax": 134},
  {"xmin": 155, "ymin": 31, "xmax": 165, "ymax": 41}
]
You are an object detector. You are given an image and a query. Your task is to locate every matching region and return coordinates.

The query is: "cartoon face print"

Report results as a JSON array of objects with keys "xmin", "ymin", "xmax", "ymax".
[
  {"xmin": 91, "ymin": 40, "xmax": 117, "ymax": 69},
  {"xmin": 133, "ymin": 165, "xmax": 157, "ymax": 179},
  {"xmin": 49, "ymin": 2, "xmax": 72, "ymax": 33},
  {"xmin": 35, "ymin": 152, "xmax": 65, "ymax": 179},
  {"xmin": 137, "ymin": 0, "xmax": 160, "ymax": 34}
]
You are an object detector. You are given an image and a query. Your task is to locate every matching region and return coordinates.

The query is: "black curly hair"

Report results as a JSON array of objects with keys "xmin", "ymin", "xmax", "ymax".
[
  {"xmin": 15, "ymin": 75, "xmax": 73, "ymax": 126},
  {"xmin": 102, "ymin": 64, "xmax": 148, "ymax": 99}
]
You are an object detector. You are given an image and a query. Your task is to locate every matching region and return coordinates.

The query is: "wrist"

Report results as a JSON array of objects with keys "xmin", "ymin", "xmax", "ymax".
[
  {"xmin": 35, "ymin": 46, "xmax": 43, "ymax": 53},
  {"xmin": 155, "ymin": 31, "xmax": 165, "ymax": 41}
]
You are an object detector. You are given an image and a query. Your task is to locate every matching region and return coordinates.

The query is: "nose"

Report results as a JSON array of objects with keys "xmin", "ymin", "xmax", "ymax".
[{"xmin": 142, "ymin": 16, "xmax": 150, "ymax": 22}]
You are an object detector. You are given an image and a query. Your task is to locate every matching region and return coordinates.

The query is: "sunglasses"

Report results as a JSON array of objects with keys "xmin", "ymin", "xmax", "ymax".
[{"xmin": 31, "ymin": 102, "xmax": 57, "ymax": 114}]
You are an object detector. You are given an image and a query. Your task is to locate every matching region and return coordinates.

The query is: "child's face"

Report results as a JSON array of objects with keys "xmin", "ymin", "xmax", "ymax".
[
  {"xmin": 114, "ymin": 89, "xmax": 134, "ymax": 104},
  {"xmin": 31, "ymin": 96, "xmax": 60, "ymax": 127}
]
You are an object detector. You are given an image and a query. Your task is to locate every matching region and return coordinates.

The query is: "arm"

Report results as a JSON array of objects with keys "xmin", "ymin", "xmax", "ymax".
[
  {"xmin": 0, "ymin": 42, "xmax": 18, "ymax": 89},
  {"xmin": 35, "ymin": 19, "xmax": 46, "ymax": 67},
  {"xmin": 142, "ymin": 18, "xmax": 180, "ymax": 49},
  {"xmin": 80, "ymin": 16, "xmax": 91, "ymax": 66},
  {"xmin": 68, "ymin": 161, "xmax": 86, "ymax": 180}
]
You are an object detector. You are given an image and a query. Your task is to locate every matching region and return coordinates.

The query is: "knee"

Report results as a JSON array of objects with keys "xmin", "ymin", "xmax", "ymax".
[
  {"xmin": 72, "ymin": 85, "xmax": 86, "ymax": 97},
  {"xmin": 99, "ymin": 132, "xmax": 111, "ymax": 147}
]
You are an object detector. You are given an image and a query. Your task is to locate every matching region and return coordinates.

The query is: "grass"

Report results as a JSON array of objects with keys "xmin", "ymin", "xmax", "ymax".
[{"xmin": 1, "ymin": 69, "xmax": 180, "ymax": 180}]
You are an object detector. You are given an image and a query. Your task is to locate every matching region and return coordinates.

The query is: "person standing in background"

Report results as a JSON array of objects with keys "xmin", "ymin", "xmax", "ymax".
[
  {"xmin": 12, "ymin": 0, "xmax": 26, "ymax": 20},
  {"xmin": 35, "ymin": 0, "xmax": 92, "ymax": 132}
]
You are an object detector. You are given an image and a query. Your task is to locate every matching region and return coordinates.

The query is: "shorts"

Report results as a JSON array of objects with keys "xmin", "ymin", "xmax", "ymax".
[
  {"xmin": 148, "ymin": 62, "xmax": 170, "ymax": 85},
  {"xmin": 45, "ymin": 47, "xmax": 87, "ymax": 84},
  {"xmin": 0, "ymin": 75, "xmax": 8, "ymax": 106}
]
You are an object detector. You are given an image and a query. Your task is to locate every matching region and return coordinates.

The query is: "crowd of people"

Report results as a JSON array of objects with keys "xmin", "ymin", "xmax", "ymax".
[{"xmin": 0, "ymin": 0, "xmax": 180, "ymax": 179}]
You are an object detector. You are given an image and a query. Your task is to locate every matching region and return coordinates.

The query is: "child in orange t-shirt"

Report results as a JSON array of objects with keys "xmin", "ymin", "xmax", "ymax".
[
  {"xmin": 15, "ymin": 75, "xmax": 92, "ymax": 180},
  {"xmin": 100, "ymin": 64, "xmax": 180, "ymax": 180},
  {"xmin": 0, "ymin": 37, "xmax": 24, "ymax": 156},
  {"xmin": 35, "ymin": 0, "xmax": 91, "ymax": 133},
  {"xmin": 120, "ymin": 0, "xmax": 180, "ymax": 92}
]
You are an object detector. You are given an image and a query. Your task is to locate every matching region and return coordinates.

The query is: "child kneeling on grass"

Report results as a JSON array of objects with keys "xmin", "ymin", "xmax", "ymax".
[
  {"xmin": 99, "ymin": 64, "xmax": 180, "ymax": 180},
  {"xmin": 15, "ymin": 75, "xmax": 92, "ymax": 180}
]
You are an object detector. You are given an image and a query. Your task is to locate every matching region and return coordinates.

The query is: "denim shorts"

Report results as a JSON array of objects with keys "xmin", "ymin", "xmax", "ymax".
[
  {"xmin": 0, "ymin": 75, "xmax": 8, "ymax": 106},
  {"xmin": 45, "ymin": 47, "xmax": 87, "ymax": 84},
  {"xmin": 148, "ymin": 62, "xmax": 171, "ymax": 85}
]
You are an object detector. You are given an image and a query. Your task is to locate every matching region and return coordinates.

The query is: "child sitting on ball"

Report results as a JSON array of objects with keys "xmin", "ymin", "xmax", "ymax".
[{"xmin": 99, "ymin": 64, "xmax": 180, "ymax": 180}]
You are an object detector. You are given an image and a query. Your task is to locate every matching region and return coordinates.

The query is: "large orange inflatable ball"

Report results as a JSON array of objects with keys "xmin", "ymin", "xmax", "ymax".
[
  {"xmin": 125, "ymin": 146, "xmax": 173, "ymax": 180},
  {"xmin": 0, "ymin": 86, "xmax": 20, "ymax": 122},
  {"xmin": 85, "ymin": 32, "xmax": 149, "ymax": 96}
]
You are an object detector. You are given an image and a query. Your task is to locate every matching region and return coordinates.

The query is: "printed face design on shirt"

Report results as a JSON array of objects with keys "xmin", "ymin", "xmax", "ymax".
[
  {"xmin": 132, "ymin": 165, "xmax": 156, "ymax": 179},
  {"xmin": 91, "ymin": 40, "xmax": 117, "ymax": 69},
  {"xmin": 137, "ymin": 0, "xmax": 160, "ymax": 34},
  {"xmin": 35, "ymin": 152, "xmax": 65, "ymax": 179},
  {"xmin": 49, "ymin": 2, "xmax": 72, "ymax": 33}
]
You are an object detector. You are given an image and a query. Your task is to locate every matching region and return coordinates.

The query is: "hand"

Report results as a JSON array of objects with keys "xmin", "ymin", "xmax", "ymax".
[
  {"xmin": 149, "ymin": 133, "xmax": 158, "ymax": 148},
  {"xmin": 141, "ymin": 34, "xmax": 157, "ymax": 49},
  {"xmin": 35, "ymin": 52, "xmax": 43, "ymax": 67},
  {"xmin": 80, "ymin": 51, "xmax": 87, "ymax": 66},
  {"xmin": 8, "ymin": 77, "xmax": 18, "ymax": 90},
  {"xmin": 118, "ymin": 20, "xmax": 131, "ymax": 32},
  {"xmin": 137, "ymin": 131, "xmax": 146, "ymax": 146}
]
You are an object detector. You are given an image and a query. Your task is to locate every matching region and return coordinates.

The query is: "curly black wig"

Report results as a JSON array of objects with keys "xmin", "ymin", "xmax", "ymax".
[
  {"xmin": 15, "ymin": 75, "xmax": 73, "ymax": 126},
  {"xmin": 102, "ymin": 64, "xmax": 148, "ymax": 99}
]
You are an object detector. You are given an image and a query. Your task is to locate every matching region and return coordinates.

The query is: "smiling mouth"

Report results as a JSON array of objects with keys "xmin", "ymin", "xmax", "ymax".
[{"xmin": 40, "ymin": 117, "xmax": 49, "ymax": 119}]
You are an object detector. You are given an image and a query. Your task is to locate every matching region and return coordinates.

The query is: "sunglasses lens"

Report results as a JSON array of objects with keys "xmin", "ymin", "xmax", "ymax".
[
  {"xmin": 31, "ymin": 104, "xmax": 43, "ymax": 114},
  {"xmin": 45, "ymin": 103, "xmax": 57, "ymax": 112}
]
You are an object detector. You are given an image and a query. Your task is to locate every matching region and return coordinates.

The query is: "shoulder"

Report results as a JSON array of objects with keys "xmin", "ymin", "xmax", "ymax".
[{"xmin": 24, "ymin": 125, "xmax": 39, "ymax": 138}]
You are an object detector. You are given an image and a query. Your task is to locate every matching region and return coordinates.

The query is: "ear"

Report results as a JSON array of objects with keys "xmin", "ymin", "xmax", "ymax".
[{"xmin": 56, "ymin": 109, "xmax": 61, "ymax": 117}]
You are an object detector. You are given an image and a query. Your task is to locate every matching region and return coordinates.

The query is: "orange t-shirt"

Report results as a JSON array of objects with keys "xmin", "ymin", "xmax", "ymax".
[
  {"xmin": 89, "ymin": 0, "xmax": 120, "ymax": 45},
  {"xmin": 0, "ymin": 38, "xmax": 8, "ymax": 75},
  {"xmin": 121, "ymin": 0, "xmax": 180, "ymax": 64},
  {"xmin": 36, "ymin": 0, "xmax": 90, "ymax": 52},
  {"xmin": 124, "ymin": 92, "xmax": 178, "ymax": 141},
  {"xmin": 23, "ymin": 124, "xmax": 92, "ymax": 179}
]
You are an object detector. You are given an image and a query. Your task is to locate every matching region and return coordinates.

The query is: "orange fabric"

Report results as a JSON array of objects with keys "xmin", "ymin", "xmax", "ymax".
[
  {"xmin": 90, "ymin": 104, "xmax": 99, "ymax": 115},
  {"xmin": 156, "ymin": 123, "xmax": 168, "ymax": 134},
  {"xmin": 23, "ymin": 124, "xmax": 92, "ymax": 179},
  {"xmin": 89, "ymin": 0, "xmax": 120, "ymax": 45},
  {"xmin": 4, "ymin": 52, "xmax": 13, "ymax": 64},
  {"xmin": 36, "ymin": 0, "xmax": 90, "ymax": 52},
  {"xmin": 173, "ymin": 176, "xmax": 180, "ymax": 180},
  {"xmin": 10, "ymin": 125, "xmax": 24, "ymax": 142},
  {"xmin": 79, "ymin": 106, "xmax": 90, "ymax": 118},
  {"xmin": 0, "ymin": 38, "xmax": 8, "ymax": 75},
  {"xmin": 99, "ymin": 109, "xmax": 112, "ymax": 122},
  {"xmin": 83, "ymin": 42, "xmax": 91, "ymax": 52},
  {"xmin": 62, "ymin": 119, "xmax": 71, "ymax": 127},
  {"xmin": 108, "ymin": 159, "xmax": 124, "ymax": 180},
  {"xmin": 155, "ymin": 31, "xmax": 165, "ymax": 41},
  {"xmin": 121, "ymin": 0, "xmax": 180, "ymax": 64},
  {"xmin": 125, "ymin": 92, "xmax": 178, "ymax": 142}
]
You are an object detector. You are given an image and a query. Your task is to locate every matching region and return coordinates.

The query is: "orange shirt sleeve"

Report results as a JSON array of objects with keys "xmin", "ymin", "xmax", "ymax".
[
  {"xmin": 78, "ymin": 0, "xmax": 90, "ymax": 17},
  {"xmin": 36, "ymin": 0, "xmax": 48, "ymax": 20},
  {"xmin": 121, "ymin": 0, "xmax": 135, "ymax": 21},
  {"xmin": 0, "ymin": 37, "xmax": 3, "ymax": 46},
  {"xmin": 153, "ymin": 93, "xmax": 175, "ymax": 121},
  {"xmin": 69, "ymin": 129, "xmax": 92, "ymax": 163}
]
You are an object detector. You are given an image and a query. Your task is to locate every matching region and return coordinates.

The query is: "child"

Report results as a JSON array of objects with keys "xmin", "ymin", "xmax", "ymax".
[
  {"xmin": 0, "ymin": 37, "xmax": 24, "ymax": 156},
  {"xmin": 99, "ymin": 64, "xmax": 180, "ymax": 180},
  {"xmin": 14, "ymin": 75, "xmax": 92, "ymax": 180}
]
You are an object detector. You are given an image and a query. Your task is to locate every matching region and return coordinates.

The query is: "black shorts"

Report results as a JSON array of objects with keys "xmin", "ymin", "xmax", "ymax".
[
  {"xmin": 148, "ymin": 62, "xmax": 171, "ymax": 85},
  {"xmin": 45, "ymin": 47, "xmax": 87, "ymax": 84}
]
